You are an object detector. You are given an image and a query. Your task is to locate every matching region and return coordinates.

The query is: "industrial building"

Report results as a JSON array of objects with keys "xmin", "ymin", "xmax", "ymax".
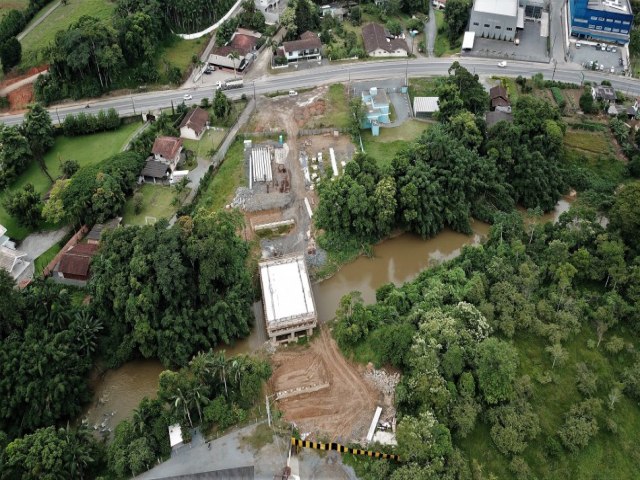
[
  {"xmin": 568, "ymin": 0, "xmax": 633, "ymax": 44},
  {"xmin": 259, "ymin": 255, "xmax": 317, "ymax": 344},
  {"xmin": 469, "ymin": 0, "xmax": 521, "ymax": 41}
]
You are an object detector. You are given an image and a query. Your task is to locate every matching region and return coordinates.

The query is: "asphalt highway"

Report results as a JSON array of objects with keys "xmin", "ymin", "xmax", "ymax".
[{"xmin": 2, "ymin": 57, "xmax": 640, "ymax": 126}]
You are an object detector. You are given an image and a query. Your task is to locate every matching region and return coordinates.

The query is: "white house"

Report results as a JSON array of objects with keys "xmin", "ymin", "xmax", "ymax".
[
  {"xmin": 179, "ymin": 107, "xmax": 209, "ymax": 140},
  {"xmin": 151, "ymin": 136, "xmax": 183, "ymax": 170},
  {"xmin": 281, "ymin": 31, "xmax": 322, "ymax": 61},
  {"xmin": 362, "ymin": 23, "xmax": 408, "ymax": 57}
]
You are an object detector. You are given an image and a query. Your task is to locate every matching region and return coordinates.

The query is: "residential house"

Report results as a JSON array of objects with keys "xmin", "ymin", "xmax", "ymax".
[
  {"xmin": 432, "ymin": 0, "xmax": 447, "ymax": 9},
  {"xmin": 489, "ymin": 85, "xmax": 511, "ymax": 111},
  {"xmin": 53, "ymin": 243, "xmax": 98, "ymax": 286},
  {"xmin": 413, "ymin": 96, "xmax": 440, "ymax": 118},
  {"xmin": 281, "ymin": 31, "xmax": 322, "ymax": 61},
  {"xmin": 86, "ymin": 217, "xmax": 122, "ymax": 245},
  {"xmin": 208, "ymin": 29, "xmax": 262, "ymax": 72},
  {"xmin": 362, "ymin": 23, "xmax": 409, "ymax": 57},
  {"xmin": 179, "ymin": 107, "xmax": 210, "ymax": 140},
  {"xmin": 140, "ymin": 136, "xmax": 183, "ymax": 183},
  {"xmin": 591, "ymin": 84, "xmax": 616, "ymax": 103},
  {"xmin": 321, "ymin": 4, "xmax": 345, "ymax": 20},
  {"xmin": 361, "ymin": 87, "xmax": 391, "ymax": 136},
  {"xmin": 0, "ymin": 224, "xmax": 29, "ymax": 280},
  {"xmin": 485, "ymin": 110, "xmax": 514, "ymax": 129}
]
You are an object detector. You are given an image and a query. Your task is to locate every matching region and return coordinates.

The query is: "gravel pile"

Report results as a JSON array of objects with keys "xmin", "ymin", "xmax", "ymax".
[{"xmin": 365, "ymin": 368, "xmax": 400, "ymax": 397}]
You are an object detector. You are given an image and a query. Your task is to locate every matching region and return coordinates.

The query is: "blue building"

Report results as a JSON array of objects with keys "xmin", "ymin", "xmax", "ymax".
[
  {"xmin": 360, "ymin": 87, "xmax": 390, "ymax": 137},
  {"xmin": 569, "ymin": 0, "xmax": 633, "ymax": 44}
]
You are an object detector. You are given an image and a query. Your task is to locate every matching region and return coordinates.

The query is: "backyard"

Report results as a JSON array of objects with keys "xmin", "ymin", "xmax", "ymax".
[
  {"xmin": 194, "ymin": 137, "xmax": 246, "ymax": 213},
  {"xmin": 434, "ymin": 10, "xmax": 460, "ymax": 57},
  {"xmin": 19, "ymin": 0, "xmax": 115, "ymax": 68},
  {"xmin": 122, "ymin": 184, "xmax": 186, "ymax": 226},
  {"xmin": 362, "ymin": 120, "xmax": 428, "ymax": 166},
  {"xmin": 156, "ymin": 35, "xmax": 209, "ymax": 82},
  {"xmin": 182, "ymin": 129, "xmax": 227, "ymax": 160},
  {"xmin": 0, "ymin": 121, "xmax": 141, "ymax": 240}
]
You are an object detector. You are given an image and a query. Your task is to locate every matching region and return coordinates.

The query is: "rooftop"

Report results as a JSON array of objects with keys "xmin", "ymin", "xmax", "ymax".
[
  {"xmin": 282, "ymin": 31, "xmax": 322, "ymax": 53},
  {"xmin": 413, "ymin": 96, "xmax": 440, "ymax": 113},
  {"xmin": 87, "ymin": 218, "xmax": 122, "ymax": 242},
  {"xmin": 179, "ymin": 107, "xmax": 209, "ymax": 136},
  {"xmin": 489, "ymin": 85, "xmax": 508, "ymax": 100},
  {"xmin": 152, "ymin": 136, "xmax": 183, "ymax": 160},
  {"xmin": 473, "ymin": 0, "xmax": 518, "ymax": 16},
  {"xmin": 141, "ymin": 158, "xmax": 171, "ymax": 178},
  {"xmin": 57, "ymin": 243, "xmax": 98, "ymax": 277},
  {"xmin": 0, "ymin": 245, "xmax": 27, "ymax": 278},
  {"xmin": 362, "ymin": 23, "xmax": 409, "ymax": 54},
  {"xmin": 486, "ymin": 110, "xmax": 514, "ymax": 128},
  {"xmin": 587, "ymin": 0, "xmax": 632, "ymax": 14},
  {"xmin": 259, "ymin": 255, "xmax": 316, "ymax": 326}
]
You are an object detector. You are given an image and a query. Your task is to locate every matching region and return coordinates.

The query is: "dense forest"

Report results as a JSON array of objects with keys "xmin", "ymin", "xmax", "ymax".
[
  {"xmin": 34, "ymin": 0, "xmax": 235, "ymax": 103},
  {"xmin": 335, "ymin": 191, "xmax": 640, "ymax": 479}
]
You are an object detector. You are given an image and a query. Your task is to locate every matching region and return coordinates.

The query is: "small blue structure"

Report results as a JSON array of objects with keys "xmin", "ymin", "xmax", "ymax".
[{"xmin": 361, "ymin": 87, "xmax": 390, "ymax": 136}]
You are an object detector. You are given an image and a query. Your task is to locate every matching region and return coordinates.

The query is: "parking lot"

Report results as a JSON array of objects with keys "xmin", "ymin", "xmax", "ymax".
[
  {"xmin": 465, "ymin": 21, "xmax": 550, "ymax": 63},
  {"xmin": 569, "ymin": 41, "xmax": 625, "ymax": 75}
]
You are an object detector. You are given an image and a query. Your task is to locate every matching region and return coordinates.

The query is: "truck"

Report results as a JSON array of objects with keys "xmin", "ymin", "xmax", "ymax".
[{"xmin": 216, "ymin": 78, "xmax": 244, "ymax": 90}]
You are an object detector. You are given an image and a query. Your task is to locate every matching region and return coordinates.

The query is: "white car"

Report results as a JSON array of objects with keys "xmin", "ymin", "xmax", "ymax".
[
  {"xmin": 289, "ymin": 90, "xmax": 298, "ymax": 96},
  {"xmin": 497, "ymin": 61, "xmax": 507, "ymax": 68},
  {"xmin": 610, "ymin": 66, "xmax": 615, "ymax": 74},
  {"xmin": 183, "ymin": 94, "xmax": 193, "ymax": 100}
]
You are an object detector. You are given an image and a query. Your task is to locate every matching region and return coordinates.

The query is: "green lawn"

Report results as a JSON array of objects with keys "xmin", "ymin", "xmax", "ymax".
[
  {"xmin": 0, "ymin": 121, "xmax": 141, "ymax": 240},
  {"xmin": 362, "ymin": 120, "xmax": 428, "ymax": 166},
  {"xmin": 409, "ymin": 77, "xmax": 443, "ymax": 104},
  {"xmin": 195, "ymin": 138, "xmax": 246, "ymax": 213},
  {"xmin": 460, "ymin": 326, "xmax": 640, "ymax": 479},
  {"xmin": 33, "ymin": 242, "xmax": 61, "ymax": 275},
  {"xmin": 304, "ymin": 84, "xmax": 350, "ymax": 129},
  {"xmin": 19, "ymin": 0, "xmax": 116, "ymax": 68},
  {"xmin": 183, "ymin": 129, "xmax": 227, "ymax": 159},
  {"xmin": 122, "ymin": 184, "xmax": 183, "ymax": 225},
  {"xmin": 434, "ymin": 11, "xmax": 460, "ymax": 57},
  {"xmin": 157, "ymin": 35, "xmax": 208, "ymax": 82},
  {"xmin": 564, "ymin": 129, "xmax": 612, "ymax": 156}
]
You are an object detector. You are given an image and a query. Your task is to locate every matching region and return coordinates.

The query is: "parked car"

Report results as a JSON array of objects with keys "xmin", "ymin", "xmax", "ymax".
[
  {"xmin": 599, "ymin": 64, "xmax": 604, "ymax": 71},
  {"xmin": 497, "ymin": 60, "xmax": 507, "ymax": 68},
  {"xmin": 612, "ymin": 47, "xmax": 617, "ymax": 53},
  {"xmin": 606, "ymin": 45, "xmax": 612, "ymax": 52},
  {"xmin": 596, "ymin": 43, "xmax": 602, "ymax": 49},
  {"xmin": 289, "ymin": 90, "xmax": 298, "ymax": 96},
  {"xmin": 576, "ymin": 42, "xmax": 581, "ymax": 48},
  {"xmin": 203, "ymin": 70, "xmax": 212, "ymax": 75},
  {"xmin": 183, "ymin": 94, "xmax": 193, "ymax": 100},
  {"xmin": 610, "ymin": 66, "xmax": 615, "ymax": 73}
]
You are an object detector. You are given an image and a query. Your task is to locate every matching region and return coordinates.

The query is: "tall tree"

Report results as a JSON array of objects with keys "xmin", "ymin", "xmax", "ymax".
[
  {"xmin": 0, "ymin": 36, "xmax": 21, "ymax": 73},
  {"xmin": 21, "ymin": 103, "xmax": 54, "ymax": 181},
  {"xmin": 0, "ymin": 125, "xmax": 32, "ymax": 188},
  {"xmin": 2, "ymin": 183, "xmax": 43, "ymax": 228},
  {"xmin": 443, "ymin": 0, "xmax": 472, "ymax": 42}
]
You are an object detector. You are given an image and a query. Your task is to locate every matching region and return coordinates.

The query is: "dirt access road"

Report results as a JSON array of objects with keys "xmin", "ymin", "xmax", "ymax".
[{"xmin": 270, "ymin": 327, "xmax": 380, "ymax": 442}]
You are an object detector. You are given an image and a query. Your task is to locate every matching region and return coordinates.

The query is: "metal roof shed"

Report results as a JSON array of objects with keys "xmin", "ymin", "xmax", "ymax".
[{"xmin": 462, "ymin": 31, "xmax": 475, "ymax": 50}]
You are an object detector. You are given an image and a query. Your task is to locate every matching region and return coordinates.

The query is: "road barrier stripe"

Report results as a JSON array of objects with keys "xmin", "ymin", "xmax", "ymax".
[{"xmin": 290, "ymin": 437, "xmax": 400, "ymax": 461}]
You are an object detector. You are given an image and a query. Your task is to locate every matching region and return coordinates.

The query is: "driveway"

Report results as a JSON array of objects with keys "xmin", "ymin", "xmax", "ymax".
[
  {"xmin": 426, "ymin": 3, "xmax": 436, "ymax": 56},
  {"xmin": 18, "ymin": 225, "xmax": 71, "ymax": 260},
  {"xmin": 387, "ymin": 91, "xmax": 411, "ymax": 126}
]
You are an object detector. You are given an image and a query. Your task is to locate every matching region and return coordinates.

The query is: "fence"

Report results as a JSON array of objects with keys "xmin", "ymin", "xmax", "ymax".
[
  {"xmin": 41, "ymin": 225, "xmax": 89, "ymax": 278},
  {"xmin": 298, "ymin": 127, "xmax": 347, "ymax": 136}
]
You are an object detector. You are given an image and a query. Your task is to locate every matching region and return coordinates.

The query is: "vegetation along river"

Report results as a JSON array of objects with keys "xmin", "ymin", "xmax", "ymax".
[{"xmin": 85, "ymin": 198, "xmax": 572, "ymax": 435}]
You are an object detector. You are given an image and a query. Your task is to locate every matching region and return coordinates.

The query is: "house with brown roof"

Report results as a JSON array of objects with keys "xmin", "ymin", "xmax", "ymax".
[
  {"xmin": 179, "ymin": 107, "xmax": 210, "ymax": 140},
  {"xmin": 53, "ymin": 243, "xmax": 98, "ymax": 286},
  {"xmin": 208, "ymin": 29, "xmax": 262, "ymax": 72},
  {"xmin": 152, "ymin": 136, "xmax": 183, "ymax": 170},
  {"xmin": 489, "ymin": 85, "xmax": 511, "ymax": 111},
  {"xmin": 362, "ymin": 23, "xmax": 408, "ymax": 57},
  {"xmin": 281, "ymin": 31, "xmax": 322, "ymax": 61}
]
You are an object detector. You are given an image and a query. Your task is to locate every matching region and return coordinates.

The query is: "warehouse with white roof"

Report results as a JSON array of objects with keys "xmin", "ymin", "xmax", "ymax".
[
  {"xmin": 259, "ymin": 254, "xmax": 317, "ymax": 344},
  {"xmin": 469, "ymin": 0, "xmax": 520, "ymax": 41}
]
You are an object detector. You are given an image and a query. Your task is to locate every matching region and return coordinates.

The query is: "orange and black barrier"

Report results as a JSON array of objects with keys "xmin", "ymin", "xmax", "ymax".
[{"xmin": 290, "ymin": 437, "xmax": 400, "ymax": 461}]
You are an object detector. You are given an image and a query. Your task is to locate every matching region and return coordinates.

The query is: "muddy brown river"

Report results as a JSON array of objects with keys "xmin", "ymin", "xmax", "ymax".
[{"xmin": 85, "ymin": 198, "xmax": 573, "ymax": 434}]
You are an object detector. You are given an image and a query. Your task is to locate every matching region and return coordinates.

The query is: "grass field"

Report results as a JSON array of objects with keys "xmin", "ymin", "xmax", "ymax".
[
  {"xmin": 20, "ymin": 0, "xmax": 115, "ymax": 68},
  {"xmin": 434, "ymin": 11, "xmax": 460, "ymax": 57},
  {"xmin": 122, "ymin": 184, "xmax": 183, "ymax": 225},
  {"xmin": 408, "ymin": 77, "xmax": 443, "ymax": 104},
  {"xmin": 362, "ymin": 120, "xmax": 428, "ymax": 166},
  {"xmin": 157, "ymin": 35, "xmax": 208, "ymax": 82},
  {"xmin": 182, "ymin": 129, "xmax": 227, "ymax": 158},
  {"xmin": 304, "ymin": 84, "xmax": 350, "ymax": 129},
  {"xmin": 460, "ymin": 326, "xmax": 640, "ymax": 479},
  {"xmin": 195, "ymin": 138, "xmax": 246, "ymax": 213},
  {"xmin": 0, "ymin": 0, "xmax": 28, "ymax": 19},
  {"xmin": 564, "ymin": 129, "xmax": 613, "ymax": 156},
  {"xmin": 33, "ymin": 242, "xmax": 61, "ymax": 275},
  {"xmin": 0, "ymin": 121, "xmax": 140, "ymax": 240}
]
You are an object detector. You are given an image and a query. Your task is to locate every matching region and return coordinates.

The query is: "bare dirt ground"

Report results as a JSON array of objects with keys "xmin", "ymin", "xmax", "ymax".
[{"xmin": 269, "ymin": 327, "xmax": 381, "ymax": 442}]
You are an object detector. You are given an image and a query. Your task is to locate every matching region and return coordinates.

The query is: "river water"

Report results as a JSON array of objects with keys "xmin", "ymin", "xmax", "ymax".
[{"xmin": 85, "ymin": 197, "xmax": 573, "ymax": 434}]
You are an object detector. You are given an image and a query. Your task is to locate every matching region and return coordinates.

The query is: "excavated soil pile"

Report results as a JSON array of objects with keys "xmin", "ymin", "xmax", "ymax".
[{"xmin": 270, "ymin": 327, "xmax": 380, "ymax": 442}]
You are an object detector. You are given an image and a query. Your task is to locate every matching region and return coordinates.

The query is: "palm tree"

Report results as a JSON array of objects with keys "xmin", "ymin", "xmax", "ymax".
[
  {"xmin": 212, "ymin": 351, "xmax": 229, "ymax": 397},
  {"xmin": 229, "ymin": 52, "xmax": 240, "ymax": 78},
  {"xmin": 174, "ymin": 388, "xmax": 193, "ymax": 428},
  {"xmin": 63, "ymin": 424, "xmax": 94, "ymax": 480}
]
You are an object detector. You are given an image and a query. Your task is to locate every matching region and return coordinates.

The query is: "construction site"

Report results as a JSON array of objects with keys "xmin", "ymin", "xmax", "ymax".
[{"xmin": 227, "ymin": 86, "xmax": 398, "ymax": 445}]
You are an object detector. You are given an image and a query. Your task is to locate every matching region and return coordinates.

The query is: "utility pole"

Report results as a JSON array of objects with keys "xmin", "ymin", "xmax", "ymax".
[
  {"xmin": 130, "ymin": 96, "xmax": 136, "ymax": 115},
  {"xmin": 55, "ymin": 108, "xmax": 61, "ymax": 125},
  {"xmin": 265, "ymin": 395, "xmax": 272, "ymax": 427},
  {"xmin": 405, "ymin": 58, "xmax": 409, "ymax": 87},
  {"xmin": 253, "ymin": 80, "xmax": 257, "ymax": 102},
  {"xmin": 552, "ymin": 59, "xmax": 558, "ymax": 81}
]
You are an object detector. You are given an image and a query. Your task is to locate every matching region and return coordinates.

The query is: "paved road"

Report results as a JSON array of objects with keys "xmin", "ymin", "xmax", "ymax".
[
  {"xmin": 17, "ymin": 0, "xmax": 61, "ymax": 41},
  {"xmin": 3, "ymin": 58, "xmax": 640, "ymax": 126},
  {"xmin": 0, "ymin": 70, "xmax": 47, "ymax": 95}
]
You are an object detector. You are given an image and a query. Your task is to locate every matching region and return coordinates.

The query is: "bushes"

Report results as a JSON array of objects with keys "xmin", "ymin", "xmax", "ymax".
[
  {"xmin": 61, "ymin": 109, "xmax": 121, "ymax": 136},
  {"xmin": 550, "ymin": 87, "xmax": 566, "ymax": 110}
]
